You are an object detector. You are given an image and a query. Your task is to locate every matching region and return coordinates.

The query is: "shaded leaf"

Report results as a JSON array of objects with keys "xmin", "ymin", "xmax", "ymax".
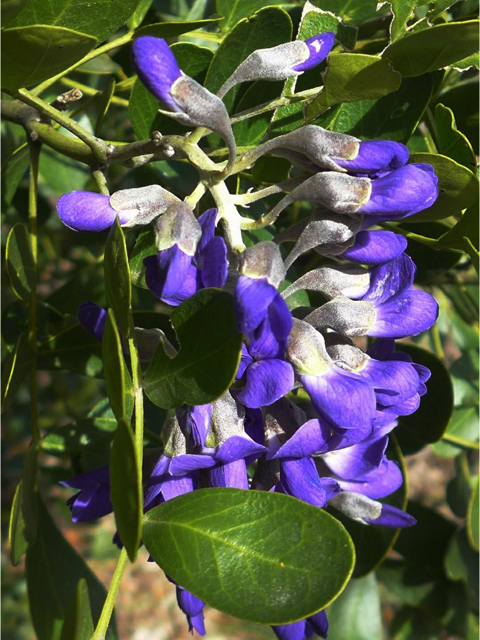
[
  {"xmin": 467, "ymin": 477, "xmax": 479, "ymax": 552},
  {"xmin": 327, "ymin": 573, "xmax": 381, "ymax": 640},
  {"xmin": 143, "ymin": 488, "xmax": 355, "ymax": 624},
  {"xmin": 134, "ymin": 16, "xmax": 223, "ymax": 38},
  {"xmin": 8, "ymin": 445, "xmax": 38, "ymax": 566},
  {"xmin": 438, "ymin": 203, "xmax": 479, "ymax": 251},
  {"xmin": 110, "ymin": 418, "xmax": 142, "ymax": 562},
  {"xmin": 129, "ymin": 227, "xmax": 155, "ymax": 289},
  {"xmin": 435, "ymin": 104, "xmax": 476, "ymax": 171},
  {"xmin": 432, "ymin": 406, "xmax": 479, "ymax": 459},
  {"xmin": 402, "ymin": 221, "xmax": 461, "ymax": 283},
  {"xmin": 144, "ymin": 288, "xmax": 242, "ymax": 409},
  {"xmin": 447, "ymin": 453, "xmax": 473, "ymax": 519},
  {"xmin": 382, "ymin": 20, "xmax": 480, "ymax": 77},
  {"xmin": 94, "ymin": 77, "xmax": 115, "ymax": 137},
  {"xmin": 1, "ymin": 0, "xmax": 28, "ymax": 25},
  {"xmin": 104, "ymin": 219, "xmax": 131, "ymax": 338},
  {"xmin": 40, "ymin": 417, "xmax": 117, "ymax": 457},
  {"xmin": 388, "ymin": 0, "xmax": 418, "ymax": 42},
  {"xmin": 313, "ymin": 0, "xmax": 383, "ymax": 24},
  {"xmin": 1, "ymin": 142, "xmax": 29, "ymax": 206},
  {"xmin": 37, "ymin": 323, "xmax": 103, "ymax": 377},
  {"xmin": 60, "ymin": 579, "xmax": 94, "ymax": 640},
  {"xmin": 6, "ymin": 223, "xmax": 35, "ymax": 300},
  {"xmin": 102, "ymin": 309, "xmax": 133, "ymax": 422},
  {"xmin": 217, "ymin": 0, "xmax": 287, "ymax": 32},
  {"xmin": 1, "ymin": 25, "xmax": 96, "ymax": 90},
  {"xmin": 1, "ymin": 333, "xmax": 33, "ymax": 414}
]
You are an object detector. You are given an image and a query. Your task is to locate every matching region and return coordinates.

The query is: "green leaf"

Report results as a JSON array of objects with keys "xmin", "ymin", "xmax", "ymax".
[
  {"xmin": 104, "ymin": 218, "xmax": 131, "ymax": 338},
  {"xmin": 232, "ymin": 80, "xmax": 286, "ymax": 146},
  {"xmin": 382, "ymin": 20, "xmax": 480, "ymax": 77},
  {"xmin": 378, "ymin": 559, "xmax": 446, "ymax": 611},
  {"xmin": 432, "ymin": 406, "xmax": 479, "ymax": 458},
  {"xmin": 464, "ymin": 237, "xmax": 479, "ymax": 274},
  {"xmin": 406, "ymin": 153, "xmax": 479, "ymax": 222},
  {"xmin": 6, "ymin": 223, "xmax": 35, "ymax": 300},
  {"xmin": 395, "ymin": 344, "xmax": 454, "ymax": 455},
  {"xmin": 447, "ymin": 453, "xmax": 473, "ymax": 519},
  {"xmin": 312, "ymin": 0, "xmax": 384, "ymax": 24},
  {"xmin": 205, "ymin": 6, "xmax": 293, "ymax": 110},
  {"xmin": 110, "ymin": 418, "xmax": 142, "ymax": 562},
  {"xmin": 37, "ymin": 323, "xmax": 103, "ymax": 377},
  {"xmin": 26, "ymin": 494, "xmax": 113, "ymax": 640},
  {"xmin": 436, "ymin": 80, "xmax": 478, "ymax": 155},
  {"xmin": 305, "ymin": 53, "xmax": 401, "ymax": 121},
  {"xmin": 327, "ymin": 573, "xmax": 382, "ymax": 640},
  {"xmin": 295, "ymin": 7, "xmax": 357, "ymax": 51},
  {"xmin": 8, "ymin": 481, "xmax": 29, "ymax": 566},
  {"xmin": 39, "ymin": 146, "xmax": 91, "ymax": 196},
  {"xmin": 12, "ymin": 0, "xmax": 142, "ymax": 43},
  {"xmin": 102, "ymin": 309, "xmax": 133, "ymax": 422},
  {"xmin": 445, "ymin": 527, "xmax": 479, "ymax": 593},
  {"xmin": 451, "ymin": 51, "xmax": 479, "ymax": 72},
  {"xmin": 467, "ymin": 477, "xmax": 479, "ymax": 552},
  {"xmin": 1, "ymin": 333, "xmax": 33, "ymax": 414},
  {"xmin": 314, "ymin": 73, "xmax": 434, "ymax": 143},
  {"xmin": 1, "ymin": 0, "xmax": 28, "ymax": 25},
  {"xmin": 129, "ymin": 43, "xmax": 213, "ymax": 140},
  {"xmin": 130, "ymin": 229, "xmax": 155, "ymax": 289},
  {"xmin": 144, "ymin": 288, "xmax": 242, "ymax": 409},
  {"xmin": 435, "ymin": 104, "xmax": 477, "ymax": 171},
  {"xmin": 8, "ymin": 445, "xmax": 38, "ymax": 566},
  {"xmin": 1, "ymin": 142, "xmax": 29, "ymax": 206},
  {"xmin": 94, "ymin": 78, "xmax": 115, "ymax": 137},
  {"xmin": 134, "ymin": 16, "xmax": 223, "ymax": 38},
  {"xmin": 216, "ymin": 0, "xmax": 288, "ymax": 32},
  {"xmin": 40, "ymin": 416, "xmax": 117, "ymax": 458},
  {"xmin": 438, "ymin": 203, "xmax": 479, "ymax": 251},
  {"xmin": 60, "ymin": 579, "xmax": 94, "ymax": 640},
  {"xmin": 143, "ymin": 488, "xmax": 355, "ymax": 624},
  {"xmin": 1, "ymin": 25, "xmax": 97, "ymax": 90},
  {"xmin": 388, "ymin": 0, "xmax": 418, "ymax": 42}
]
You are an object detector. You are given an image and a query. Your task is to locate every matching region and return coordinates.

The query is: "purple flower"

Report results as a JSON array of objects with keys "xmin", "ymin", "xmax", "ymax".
[
  {"xmin": 272, "ymin": 610, "xmax": 328, "ymax": 638},
  {"xmin": 144, "ymin": 209, "xmax": 228, "ymax": 306},
  {"xmin": 61, "ymin": 466, "xmax": 112, "ymax": 522},
  {"xmin": 330, "ymin": 491, "xmax": 416, "ymax": 528},
  {"xmin": 337, "ymin": 230, "xmax": 408, "ymax": 265},
  {"xmin": 334, "ymin": 140, "xmax": 409, "ymax": 175},
  {"xmin": 78, "ymin": 301, "xmax": 107, "ymax": 341},
  {"xmin": 132, "ymin": 37, "xmax": 182, "ymax": 111},
  {"xmin": 176, "ymin": 586, "xmax": 206, "ymax": 636},
  {"xmin": 292, "ymin": 32, "xmax": 336, "ymax": 72}
]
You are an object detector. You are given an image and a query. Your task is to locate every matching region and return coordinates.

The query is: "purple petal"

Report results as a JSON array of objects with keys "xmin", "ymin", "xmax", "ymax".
[
  {"xmin": 362, "ymin": 358, "xmax": 420, "ymax": 406},
  {"xmin": 235, "ymin": 276, "xmax": 277, "ymax": 334},
  {"xmin": 325, "ymin": 423, "xmax": 374, "ymax": 450},
  {"xmin": 132, "ymin": 36, "xmax": 182, "ymax": 111},
  {"xmin": 197, "ymin": 208, "xmax": 218, "ymax": 251},
  {"xmin": 61, "ymin": 465, "xmax": 110, "ymax": 490},
  {"xmin": 210, "ymin": 459, "xmax": 249, "ymax": 489},
  {"xmin": 372, "ymin": 288, "xmax": 439, "ymax": 338},
  {"xmin": 359, "ymin": 163, "xmax": 439, "ymax": 219},
  {"xmin": 301, "ymin": 368, "xmax": 376, "ymax": 430},
  {"xmin": 176, "ymin": 587, "xmax": 206, "ymax": 636},
  {"xmin": 185, "ymin": 404, "xmax": 211, "ymax": 447},
  {"xmin": 280, "ymin": 457, "xmax": 340, "ymax": 508},
  {"xmin": 268, "ymin": 293, "xmax": 293, "ymax": 344},
  {"xmin": 236, "ymin": 359, "xmax": 295, "ymax": 409},
  {"xmin": 169, "ymin": 454, "xmax": 216, "ymax": 475},
  {"xmin": 322, "ymin": 436, "xmax": 388, "ymax": 480},
  {"xmin": 161, "ymin": 473, "xmax": 197, "ymax": 502},
  {"xmin": 144, "ymin": 247, "xmax": 198, "ymax": 306},
  {"xmin": 365, "ymin": 503, "xmax": 416, "ymax": 528},
  {"xmin": 270, "ymin": 419, "xmax": 331, "ymax": 459},
  {"xmin": 78, "ymin": 302, "xmax": 107, "ymax": 342},
  {"xmin": 307, "ymin": 611, "xmax": 329, "ymax": 638},
  {"xmin": 380, "ymin": 393, "xmax": 421, "ymax": 416},
  {"xmin": 61, "ymin": 467, "xmax": 112, "ymax": 522},
  {"xmin": 236, "ymin": 344, "xmax": 254, "ymax": 379},
  {"xmin": 215, "ymin": 435, "xmax": 266, "ymax": 464},
  {"xmin": 339, "ymin": 230, "xmax": 408, "ymax": 265},
  {"xmin": 198, "ymin": 237, "xmax": 228, "ymax": 288},
  {"xmin": 337, "ymin": 459, "xmax": 403, "ymax": 499},
  {"xmin": 292, "ymin": 32, "xmax": 335, "ymax": 72},
  {"xmin": 363, "ymin": 254, "xmax": 415, "ymax": 305},
  {"xmin": 335, "ymin": 140, "xmax": 409, "ymax": 175},
  {"xmin": 57, "ymin": 192, "xmax": 132, "ymax": 232},
  {"xmin": 273, "ymin": 621, "xmax": 307, "ymax": 640},
  {"xmin": 244, "ymin": 408, "xmax": 265, "ymax": 445}
]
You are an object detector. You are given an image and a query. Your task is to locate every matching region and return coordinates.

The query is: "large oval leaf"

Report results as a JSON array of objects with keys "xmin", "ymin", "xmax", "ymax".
[
  {"xmin": 2, "ymin": 25, "xmax": 97, "ymax": 90},
  {"xmin": 143, "ymin": 488, "xmax": 355, "ymax": 624},
  {"xmin": 144, "ymin": 288, "xmax": 242, "ymax": 409}
]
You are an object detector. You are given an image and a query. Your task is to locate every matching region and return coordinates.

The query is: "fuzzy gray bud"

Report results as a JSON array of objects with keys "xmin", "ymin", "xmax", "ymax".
[
  {"xmin": 153, "ymin": 202, "xmax": 202, "ymax": 255},
  {"xmin": 110, "ymin": 185, "xmax": 180, "ymax": 227},
  {"xmin": 282, "ymin": 265, "xmax": 370, "ymax": 301},
  {"xmin": 241, "ymin": 241, "xmax": 286, "ymax": 288},
  {"xmin": 329, "ymin": 492, "xmax": 382, "ymax": 524},
  {"xmin": 305, "ymin": 297, "xmax": 376, "ymax": 337},
  {"xmin": 286, "ymin": 319, "xmax": 332, "ymax": 375}
]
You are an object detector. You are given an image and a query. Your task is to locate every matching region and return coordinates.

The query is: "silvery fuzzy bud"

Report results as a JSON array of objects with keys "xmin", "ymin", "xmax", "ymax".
[
  {"xmin": 264, "ymin": 398, "xmax": 307, "ymax": 446},
  {"xmin": 57, "ymin": 185, "xmax": 180, "ymax": 232},
  {"xmin": 217, "ymin": 33, "xmax": 335, "ymax": 99},
  {"xmin": 162, "ymin": 416, "xmax": 187, "ymax": 458},
  {"xmin": 206, "ymin": 392, "xmax": 245, "ymax": 448},
  {"xmin": 153, "ymin": 202, "xmax": 202, "ymax": 255},
  {"xmin": 134, "ymin": 327, "xmax": 177, "ymax": 362},
  {"xmin": 324, "ymin": 336, "xmax": 369, "ymax": 371},
  {"xmin": 286, "ymin": 319, "xmax": 332, "ymax": 376},
  {"xmin": 281, "ymin": 265, "xmax": 370, "ymax": 301},
  {"xmin": 329, "ymin": 491, "xmax": 382, "ymax": 524},
  {"xmin": 305, "ymin": 297, "xmax": 376, "ymax": 337},
  {"xmin": 240, "ymin": 241, "xmax": 286, "ymax": 288}
]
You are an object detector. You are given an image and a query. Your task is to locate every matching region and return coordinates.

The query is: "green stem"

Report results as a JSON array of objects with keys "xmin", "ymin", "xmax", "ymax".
[
  {"xmin": 14, "ymin": 89, "xmax": 108, "ymax": 161},
  {"xmin": 379, "ymin": 222, "xmax": 461, "ymax": 252},
  {"xmin": 59, "ymin": 77, "xmax": 129, "ymax": 107},
  {"xmin": 441, "ymin": 433, "xmax": 480, "ymax": 451},
  {"xmin": 91, "ymin": 547, "xmax": 129, "ymax": 640},
  {"xmin": 207, "ymin": 180, "xmax": 246, "ymax": 254},
  {"xmin": 92, "ymin": 168, "xmax": 110, "ymax": 195},
  {"xmin": 28, "ymin": 139, "xmax": 41, "ymax": 444},
  {"xmin": 32, "ymin": 33, "xmax": 133, "ymax": 96},
  {"xmin": 128, "ymin": 328, "xmax": 145, "ymax": 480},
  {"xmin": 424, "ymin": 107, "xmax": 440, "ymax": 152}
]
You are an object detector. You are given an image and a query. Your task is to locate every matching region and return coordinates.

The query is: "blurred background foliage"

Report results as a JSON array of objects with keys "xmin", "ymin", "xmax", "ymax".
[{"xmin": 1, "ymin": 0, "xmax": 479, "ymax": 638}]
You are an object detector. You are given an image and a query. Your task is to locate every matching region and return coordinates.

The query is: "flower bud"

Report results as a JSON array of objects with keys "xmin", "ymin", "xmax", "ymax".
[
  {"xmin": 334, "ymin": 140, "xmax": 409, "ymax": 175},
  {"xmin": 321, "ymin": 229, "xmax": 407, "ymax": 265},
  {"xmin": 305, "ymin": 297, "xmax": 376, "ymax": 337},
  {"xmin": 57, "ymin": 185, "xmax": 179, "ymax": 232},
  {"xmin": 329, "ymin": 491, "xmax": 382, "ymax": 523},
  {"xmin": 240, "ymin": 241, "xmax": 286, "ymax": 288},
  {"xmin": 217, "ymin": 33, "xmax": 335, "ymax": 98},
  {"xmin": 153, "ymin": 202, "xmax": 202, "ymax": 255},
  {"xmin": 282, "ymin": 265, "xmax": 370, "ymax": 301},
  {"xmin": 286, "ymin": 319, "xmax": 332, "ymax": 376}
]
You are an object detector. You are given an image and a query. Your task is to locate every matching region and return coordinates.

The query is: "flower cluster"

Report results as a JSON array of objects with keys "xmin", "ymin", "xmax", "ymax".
[{"xmin": 58, "ymin": 32, "xmax": 439, "ymax": 639}]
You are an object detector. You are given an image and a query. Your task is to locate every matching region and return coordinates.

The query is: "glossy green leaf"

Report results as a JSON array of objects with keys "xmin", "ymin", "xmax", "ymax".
[
  {"xmin": 305, "ymin": 53, "xmax": 401, "ymax": 120},
  {"xmin": 314, "ymin": 74, "xmax": 434, "ymax": 143},
  {"xmin": 1, "ymin": 0, "xmax": 28, "ymax": 25},
  {"xmin": 102, "ymin": 309, "xmax": 133, "ymax": 422},
  {"xmin": 6, "ymin": 223, "xmax": 35, "ymax": 300},
  {"xmin": 464, "ymin": 237, "xmax": 480, "ymax": 274},
  {"xmin": 445, "ymin": 528, "xmax": 479, "ymax": 596},
  {"xmin": 217, "ymin": 0, "xmax": 287, "ymax": 31},
  {"xmin": 104, "ymin": 218, "xmax": 131, "ymax": 338},
  {"xmin": 144, "ymin": 288, "xmax": 242, "ymax": 409},
  {"xmin": 436, "ymin": 80, "xmax": 478, "ymax": 155},
  {"xmin": 438, "ymin": 203, "xmax": 479, "ymax": 251},
  {"xmin": 8, "ymin": 445, "xmax": 38, "ymax": 566},
  {"xmin": 39, "ymin": 146, "xmax": 91, "ymax": 196},
  {"xmin": 467, "ymin": 477, "xmax": 479, "ymax": 552},
  {"xmin": 37, "ymin": 323, "xmax": 103, "ymax": 377},
  {"xmin": 296, "ymin": 7, "xmax": 357, "ymax": 51},
  {"xmin": 395, "ymin": 344, "xmax": 454, "ymax": 455},
  {"xmin": 406, "ymin": 153, "xmax": 479, "ymax": 222},
  {"xmin": 143, "ymin": 488, "xmax": 355, "ymax": 624},
  {"xmin": 205, "ymin": 6, "xmax": 293, "ymax": 111},
  {"xmin": 110, "ymin": 418, "xmax": 142, "ymax": 562},
  {"xmin": 1, "ymin": 26, "xmax": 97, "ymax": 90},
  {"xmin": 328, "ymin": 436, "xmax": 407, "ymax": 577},
  {"xmin": 388, "ymin": 0, "xmax": 417, "ymax": 41},
  {"xmin": 314, "ymin": 0, "xmax": 383, "ymax": 24},
  {"xmin": 126, "ymin": 0, "xmax": 153, "ymax": 29},
  {"xmin": 1, "ymin": 333, "xmax": 33, "ymax": 414},
  {"xmin": 1, "ymin": 142, "xmax": 29, "ymax": 206},
  {"xmin": 60, "ymin": 579, "xmax": 94, "ymax": 640},
  {"xmin": 435, "ymin": 104, "xmax": 477, "ymax": 171},
  {"xmin": 327, "ymin": 573, "xmax": 382, "ymax": 640},
  {"xmin": 432, "ymin": 406, "xmax": 480, "ymax": 458},
  {"xmin": 134, "ymin": 16, "xmax": 223, "ymax": 38},
  {"xmin": 233, "ymin": 80, "xmax": 286, "ymax": 146},
  {"xmin": 26, "ymin": 494, "xmax": 112, "ymax": 640},
  {"xmin": 12, "ymin": 0, "xmax": 141, "ymax": 43},
  {"xmin": 447, "ymin": 453, "xmax": 473, "ymax": 519},
  {"xmin": 382, "ymin": 20, "xmax": 480, "ymax": 77},
  {"xmin": 451, "ymin": 51, "xmax": 479, "ymax": 72},
  {"xmin": 130, "ymin": 228, "xmax": 155, "ymax": 289},
  {"xmin": 129, "ymin": 43, "xmax": 213, "ymax": 140}
]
